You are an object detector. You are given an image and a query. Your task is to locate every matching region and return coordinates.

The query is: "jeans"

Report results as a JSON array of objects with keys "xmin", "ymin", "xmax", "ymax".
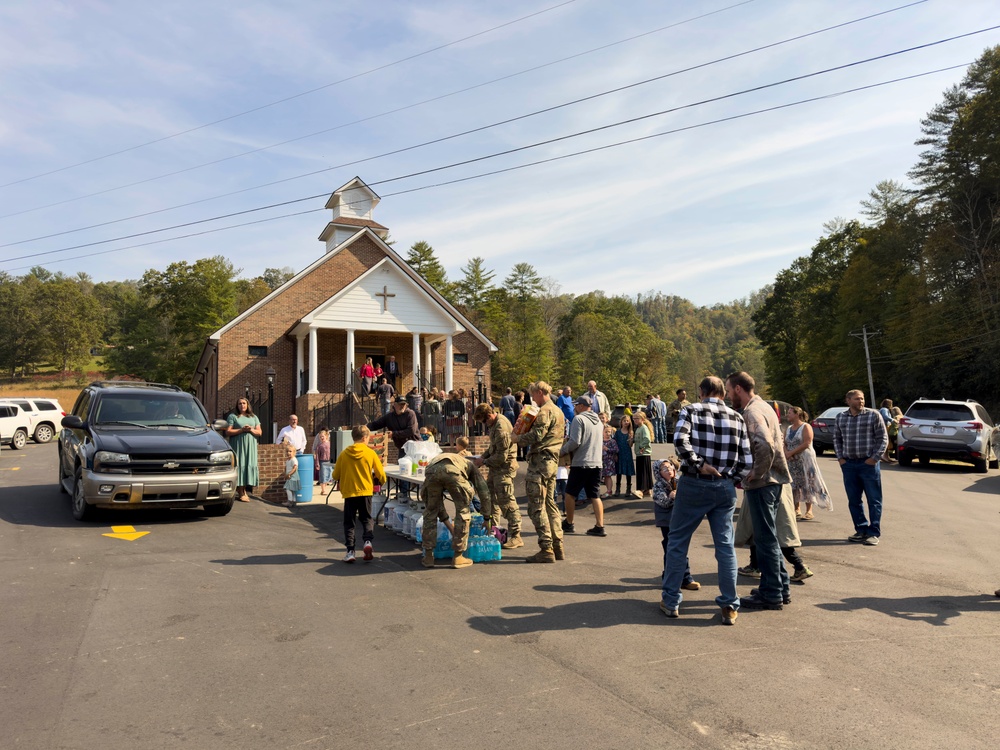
[
  {"xmin": 653, "ymin": 417, "xmax": 668, "ymax": 443},
  {"xmin": 662, "ymin": 476, "xmax": 740, "ymax": 610},
  {"xmin": 745, "ymin": 484, "xmax": 790, "ymax": 603},
  {"xmin": 659, "ymin": 527, "xmax": 693, "ymax": 585},
  {"xmin": 841, "ymin": 459, "xmax": 882, "ymax": 537}
]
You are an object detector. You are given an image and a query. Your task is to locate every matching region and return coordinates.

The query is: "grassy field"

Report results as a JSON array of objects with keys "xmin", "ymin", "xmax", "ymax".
[{"xmin": 0, "ymin": 380, "xmax": 89, "ymax": 410}]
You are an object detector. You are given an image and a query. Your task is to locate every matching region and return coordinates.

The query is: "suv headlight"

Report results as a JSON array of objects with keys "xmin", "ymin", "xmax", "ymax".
[
  {"xmin": 95, "ymin": 451, "xmax": 130, "ymax": 474},
  {"xmin": 209, "ymin": 450, "xmax": 235, "ymax": 466}
]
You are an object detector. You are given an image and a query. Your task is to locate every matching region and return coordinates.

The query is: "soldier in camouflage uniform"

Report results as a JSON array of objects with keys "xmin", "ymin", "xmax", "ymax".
[
  {"xmin": 515, "ymin": 381, "xmax": 566, "ymax": 563},
  {"xmin": 420, "ymin": 452, "xmax": 492, "ymax": 569},
  {"xmin": 473, "ymin": 403, "xmax": 523, "ymax": 549}
]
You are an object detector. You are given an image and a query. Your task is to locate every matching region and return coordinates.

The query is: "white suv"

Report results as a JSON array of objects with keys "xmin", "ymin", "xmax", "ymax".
[
  {"xmin": 897, "ymin": 399, "xmax": 998, "ymax": 473},
  {"xmin": 0, "ymin": 403, "xmax": 32, "ymax": 450},
  {"xmin": 0, "ymin": 397, "xmax": 66, "ymax": 443}
]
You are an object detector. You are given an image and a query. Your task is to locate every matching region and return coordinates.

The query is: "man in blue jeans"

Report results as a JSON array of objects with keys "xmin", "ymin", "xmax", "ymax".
[
  {"xmin": 663, "ymin": 376, "xmax": 751, "ymax": 626},
  {"xmin": 833, "ymin": 390, "xmax": 888, "ymax": 546},
  {"xmin": 727, "ymin": 371, "xmax": 792, "ymax": 611}
]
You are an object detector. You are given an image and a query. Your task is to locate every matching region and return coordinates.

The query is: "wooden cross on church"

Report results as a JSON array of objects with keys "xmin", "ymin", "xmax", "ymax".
[{"xmin": 375, "ymin": 285, "xmax": 396, "ymax": 312}]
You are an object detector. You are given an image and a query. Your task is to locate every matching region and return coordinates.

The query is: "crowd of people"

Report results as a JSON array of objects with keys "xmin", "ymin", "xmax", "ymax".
[{"xmin": 227, "ymin": 371, "xmax": 992, "ymax": 609}]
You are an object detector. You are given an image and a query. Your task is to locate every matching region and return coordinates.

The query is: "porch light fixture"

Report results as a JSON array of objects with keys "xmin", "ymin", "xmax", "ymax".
[
  {"xmin": 266, "ymin": 367, "xmax": 275, "ymax": 386},
  {"xmin": 475, "ymin": 369, "xmax": 484, "ymax": 386}
]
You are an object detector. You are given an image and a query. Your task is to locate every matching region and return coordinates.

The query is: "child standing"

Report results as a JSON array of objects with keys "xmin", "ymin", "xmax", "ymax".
[
  {"xmin": 332, "ymin": 425, "xmax": 387, "ymax": 563},
  {"xmin": 652, "ymin": 457, "xmax": 700, "ymax": 591},
  {"xmin": 601, "ymin": 425, "xmax": 618, "ymax": 499},
  {"xmin": 278, "ymin": 442, "xmax": 300, "ymax": 508},
  {"xmin": 313, "ymin": 429, "xmax": 332, "ymax": 495}
]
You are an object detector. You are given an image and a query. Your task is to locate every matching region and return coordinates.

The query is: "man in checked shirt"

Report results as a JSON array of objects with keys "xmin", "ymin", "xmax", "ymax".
[
  {"xmin": 661, "ymin": 376, "xmax": 751, "ymax": 626},
  {"xmin": 834, "ymin": 389, "xmax": 888, "ymax": 546}
]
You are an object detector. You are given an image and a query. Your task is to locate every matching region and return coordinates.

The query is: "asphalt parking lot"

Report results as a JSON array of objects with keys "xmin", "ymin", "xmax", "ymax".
[{"xmin": 2, "ymin": 441, "xmax": 999, "ymax": 750}]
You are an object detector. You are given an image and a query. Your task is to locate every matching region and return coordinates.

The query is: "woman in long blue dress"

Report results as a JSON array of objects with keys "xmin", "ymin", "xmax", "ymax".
[
  {"xmin": 614, "ymin": 416, "xmax": 636, "ymax": 498},
  {"xmin": 226, "ymin": 398, "xmax": 261, "ymax": 502}
]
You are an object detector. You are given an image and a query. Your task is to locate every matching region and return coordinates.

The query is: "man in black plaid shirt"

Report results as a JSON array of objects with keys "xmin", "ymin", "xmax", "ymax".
[{"xmin": 661, "ymin": 376, "xmax": 751, "ymax": 626}]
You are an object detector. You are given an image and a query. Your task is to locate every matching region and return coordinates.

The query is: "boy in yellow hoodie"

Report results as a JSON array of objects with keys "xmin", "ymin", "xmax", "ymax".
[{"xmin": 333, "ymin": 425, "xmax": 387, "ymax": 563}]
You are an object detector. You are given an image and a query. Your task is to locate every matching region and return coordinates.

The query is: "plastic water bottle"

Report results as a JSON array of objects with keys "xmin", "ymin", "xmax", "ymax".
[
  {"xmin": 415, "ymin": 521, "xmax": 422, "ymax": 545},
  {"xmin": 488, "ymin": 535, "xmax": 502, "ymax": 561}
]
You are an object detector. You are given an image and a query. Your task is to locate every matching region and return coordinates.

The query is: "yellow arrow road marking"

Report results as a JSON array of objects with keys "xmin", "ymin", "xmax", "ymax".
[
  {"xmin": 1, "ymin": 467, "xmax": 20, "ymax": 471},
  {"xmin": 102, "ymin": 525, "xmax": 150, "ymax": 541}
]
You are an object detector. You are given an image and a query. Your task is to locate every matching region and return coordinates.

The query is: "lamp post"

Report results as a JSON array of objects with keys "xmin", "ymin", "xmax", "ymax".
[
  {"xmin": 265, "ymin": 367, "xmax": 275, "ymax": 442},
  {"xmin": 244, "ymin": 382, "xmax": 250, "ymax": 399}
]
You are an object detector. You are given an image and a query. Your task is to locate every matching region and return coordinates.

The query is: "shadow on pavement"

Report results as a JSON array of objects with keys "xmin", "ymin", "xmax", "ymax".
[
  {"xmin": 816, "ymin": 594, "xmax": 1000, "ymax": 626},
  {"xmin": 467, "ymin": 597, "xmax": 682, "ymax": 635}
]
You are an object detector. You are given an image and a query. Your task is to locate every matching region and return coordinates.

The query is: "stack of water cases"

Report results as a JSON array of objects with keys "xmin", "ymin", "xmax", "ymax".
[{"xmin": 466, "ymin": 513, "xmax": 502, "ymax": 562}]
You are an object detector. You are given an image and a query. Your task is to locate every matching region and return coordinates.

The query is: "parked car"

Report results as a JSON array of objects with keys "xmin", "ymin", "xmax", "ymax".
[
  {"xmin": 897, "ymin": 398, "xmax": 998, "ymax": 473},
  {"xmin": 58, "ymin": 381, "xmax": 238, "ymax": 520},
  {"xmin": 0, "ymin": 402, "xmax": 32, "ymax": 450},
  {"xmin": 0, "ymin": 397, "xmax": 66, "ymax": 443},
  {"xmin": 811, "ymin": 406, "xmax": 849, "ymax": 456}
]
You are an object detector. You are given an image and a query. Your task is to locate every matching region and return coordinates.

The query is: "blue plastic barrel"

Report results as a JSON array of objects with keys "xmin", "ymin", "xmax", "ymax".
[{"xmin": 294, "ymin": 454, "xmax": 314, "ymax": 503}]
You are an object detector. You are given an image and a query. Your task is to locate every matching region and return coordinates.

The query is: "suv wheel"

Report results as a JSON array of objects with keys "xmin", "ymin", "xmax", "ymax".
[
  {"xmin": 33, "ymin": 424, "xmax": 54, "ymax": 443},
  {"xmin": 10, "ymin": 429, "xmax": 27, "ymax": 450},
  {"xmin": 71, "ymin": 467, "xmax": 97, "ymax": 521},
  {"xmin": 898, "ymin": 452, "xmax": 913, "ymax": 467},
  {"xmin": 973, "ymin": 457, "xmax": 988, "ymax": 473},
  {"xmin": 814, "ymin": 445, "xmax": 825, "ymax": 457},
  {"xmin": 203, "ymin": 497, "xmax": 235, "ymax": 517}
]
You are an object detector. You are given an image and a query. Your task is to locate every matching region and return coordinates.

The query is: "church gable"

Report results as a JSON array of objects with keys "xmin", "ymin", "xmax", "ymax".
[{"xmin": 306, "ymin": 259, "xmax": 458, "ymax": 334}]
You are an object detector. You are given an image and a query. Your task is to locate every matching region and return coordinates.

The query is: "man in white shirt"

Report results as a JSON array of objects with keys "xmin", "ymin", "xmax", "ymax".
[
  {"xmin": 586, "ymin": 380, "xmax": 611, "ymax": 421},
  {"xmin": 276, "ymin": 414, "xmax": 307, "ymax": 454}
]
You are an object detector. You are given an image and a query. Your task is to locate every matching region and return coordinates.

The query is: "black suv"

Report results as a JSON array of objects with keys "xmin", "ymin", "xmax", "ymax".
[{"xmin": 58, "ymin": 381, "xmax": 238, "ymax": 520}]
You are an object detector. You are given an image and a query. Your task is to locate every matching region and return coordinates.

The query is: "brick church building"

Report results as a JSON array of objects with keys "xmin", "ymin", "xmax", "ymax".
[{"xmin": 191, "ymin": 177, "xmax": 496, "ymax": 441}]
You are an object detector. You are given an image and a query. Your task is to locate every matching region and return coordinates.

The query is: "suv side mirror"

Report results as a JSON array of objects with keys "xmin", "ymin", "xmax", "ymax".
[
  {"xmin": 62, "ymin": 415, "xmax": 85, "ymax": 429},
  {"xmin": 212, "ymin": 419, "xmax": 229, "ymax": 432}
]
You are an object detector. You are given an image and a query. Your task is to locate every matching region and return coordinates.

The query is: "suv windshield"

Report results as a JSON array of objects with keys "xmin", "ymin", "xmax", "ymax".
[
  {"xmin": 92, "ymin": 394, "xmax": 208, "ymax": 427},
  {"xmin": 905, "ymin": 403, "xmax": 975, "ymax": 422}
]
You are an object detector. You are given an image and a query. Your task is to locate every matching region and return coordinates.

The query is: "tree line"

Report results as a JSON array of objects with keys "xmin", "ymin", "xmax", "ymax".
[
  {"xmin": 752, "ymin": 46, "xmax": 1000, "ymax": 417},
  {"xmin": 0, "ymin": 242, "xmax": 764, "ymax": 404}
]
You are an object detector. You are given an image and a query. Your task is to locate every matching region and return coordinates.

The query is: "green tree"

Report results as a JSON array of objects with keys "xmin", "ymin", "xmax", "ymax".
[
  {"xmin": 454, "ymin": 256, "xmax": 495, "ymax": 309},
  {"xmin": 38, "ymin": 279, "xmax": 103, "ymax": 373},
  {"xmin": 406, "ymin": 241, "xmax": 453, "ymax": 300}
]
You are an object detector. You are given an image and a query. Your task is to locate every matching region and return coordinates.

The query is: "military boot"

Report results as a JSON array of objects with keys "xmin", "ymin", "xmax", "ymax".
[
  {"xmin": 502, "ymin": 534, "xmax": 524, "ymax": 549},
  {"xmin": 525, "ymin": 548, "xmax": 556, "ymax": 563},
  {"xmin": 552, "ymin": 541, "xmax": 566, "ymax": 561},
  {"xmin": 452, "ymin": 553, "xmax": 473, "ymax": 569},
  {"xmin": 421, "ymin": 551, "xmax": 436, "ymax": 568}
]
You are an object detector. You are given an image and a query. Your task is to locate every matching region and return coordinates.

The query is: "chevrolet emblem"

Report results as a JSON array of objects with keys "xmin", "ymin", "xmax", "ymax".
[{"xmin": 163, "ymin": 461, "xmax": 180, "ymax": 469}]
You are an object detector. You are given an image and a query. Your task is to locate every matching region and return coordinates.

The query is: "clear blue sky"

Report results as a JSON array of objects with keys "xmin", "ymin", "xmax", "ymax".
[{"xmin": 1, "ymin": 0, "xmax": 997, "ymax": 305}]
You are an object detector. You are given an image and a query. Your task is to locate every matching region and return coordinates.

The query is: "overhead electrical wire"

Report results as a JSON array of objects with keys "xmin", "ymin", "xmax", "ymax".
[
  {"xmin": 0, "ymin": 0, "xmax": 585, "ymax": 189},
  {"xmin": 0, "ymin": 0, "xmax": 928, "ymax": 229},
  {"xmin": 0, "ymin": 62, "xmax": 970, "ymax": 272}
]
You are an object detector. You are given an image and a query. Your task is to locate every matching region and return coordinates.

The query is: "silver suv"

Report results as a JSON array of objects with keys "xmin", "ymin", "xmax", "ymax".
[{"xmin": 897, "ymin": 399, "xmax": 998, "ymax": 473}]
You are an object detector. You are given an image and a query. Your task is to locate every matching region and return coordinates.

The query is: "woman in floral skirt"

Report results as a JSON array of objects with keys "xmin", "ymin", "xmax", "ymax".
[{"xmin": 784, "ymin": 407, "xmax": 832, "ymax": 519}]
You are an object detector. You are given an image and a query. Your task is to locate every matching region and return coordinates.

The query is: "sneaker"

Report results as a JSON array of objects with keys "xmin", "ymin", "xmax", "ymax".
[
  {"xmin": 863, "ymin": 535, "xmax": 880, "ymax": 546},
  {"xmin": 585, "ymin": 525, "xmax": 607, "ymax": 537},
  {"xmin": 362, "ymin": 541, "xmax": 373, "ymax": 561},
  {"xmin": 561, "ymin": 520, "xmax": 575, "ymax": 533},
  {"xmin": 791, "ymin": 567, "xmax": 813, "ymax": 582},
  {"xmin": 525, "ymin": 549, "xmax": 556, "ymax": 564},
  {"xmin": 659, "ymin": 601, "xmax": 679, "ymax": 618},
  {"xmin": 502, "ymin": 535, "xmax": 524, "ymax": 549},
  {"xmin": 737, "ymin": 566, "xmax": 761, "ymax": 579},
  {"xmin": 343, "ymin": 550, "xmax": 356, "ymax": 563},
  {"xmin": 751, "ymin": 587, "xmax": 791, "ymax": 605},
  {"xmin": 283, "ymin": 500, "xmax": 297, "ymax": 508},
  {"xmin": 721, "ymin": 606, "xmax": 738, "ymax": 626},
  {"xmin": 741, "ymin": 593, "xmax": 783, "ymax": 610},
  {"xmin": 681, "ymin": 580, "xmax": 701, "ymax": 591},
  {"xmin": 847, "ymin": 532, "xmax": 866, "ymax": 543}
]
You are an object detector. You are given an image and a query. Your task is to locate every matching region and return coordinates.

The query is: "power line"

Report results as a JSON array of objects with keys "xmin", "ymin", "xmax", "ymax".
[
  {"xmin": 0, "ymin": 62, "xmax": 969, "ymax": 272},
  {"xmin": 3, "ymin": 24, "xmax": 987, "ymax": 262},
  {"xmin": 0, "ymin": 0, "xmax": 928, "ymax": 223},
  {"xmin": 868, "ymin": 329, "xmax": 998, "ymax": 362},
  {"xmin": 0, "ymin": 0, "xmax": 583, "ymax": 189}
]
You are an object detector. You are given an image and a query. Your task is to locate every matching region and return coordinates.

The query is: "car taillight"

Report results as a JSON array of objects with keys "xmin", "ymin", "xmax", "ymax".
[
  {"xmin": 965, "ymin": 421, "xmax": 984, "ymax": 431},
  {"xmin": 812, "ymin": 421, "xmax": 826, "ymax": 428},
  {"xmin": 897, "ymin": 417, "xmax": 911, "ymax": 426}
]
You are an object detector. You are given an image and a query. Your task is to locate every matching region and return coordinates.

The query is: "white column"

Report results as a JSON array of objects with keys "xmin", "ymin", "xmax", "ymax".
[
  {"xmin": 295, "ymin": 335, "xmax": 305, "ymax": 397},
  {"xmin": 445, "ymin": 335, "xmax": 454, "ymax": 393},
  {"xmin": 345, "ymin": 329, "xmax": 355, "ymax": 392},
  {"xmin": 424, "ymin": 341, "xmax": 433, "ymax": 388},
  {"xmin": 412, "ymin": 333, "xmax": 421, "ymax": 390},
  {"xmin": 307, "ymin": 326, "xmax": 319, "ymax": 394}
]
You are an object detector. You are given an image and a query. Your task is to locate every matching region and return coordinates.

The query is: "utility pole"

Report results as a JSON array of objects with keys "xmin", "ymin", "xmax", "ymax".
[{"xmin": 850, "ymin": 325, "xmax": 880, "ymax": 408}]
